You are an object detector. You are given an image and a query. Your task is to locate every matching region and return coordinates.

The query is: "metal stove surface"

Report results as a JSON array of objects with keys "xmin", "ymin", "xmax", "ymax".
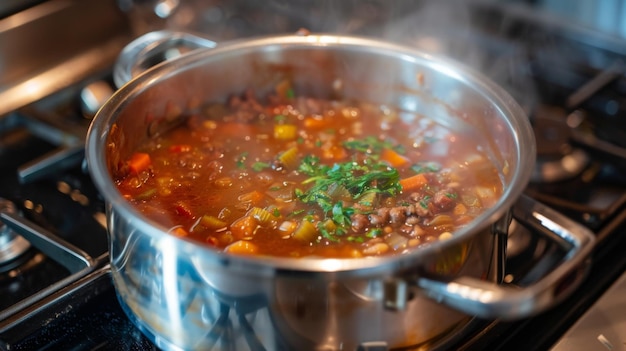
[{"xmin": 552, "ymin": 272, "xmax": 626, "ymax": 351}]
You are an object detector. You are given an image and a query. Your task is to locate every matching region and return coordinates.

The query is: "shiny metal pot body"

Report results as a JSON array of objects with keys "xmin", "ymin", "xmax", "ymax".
[{"xmin": 86, "ymin": 33, "xmax": 594, "ymax": 350}]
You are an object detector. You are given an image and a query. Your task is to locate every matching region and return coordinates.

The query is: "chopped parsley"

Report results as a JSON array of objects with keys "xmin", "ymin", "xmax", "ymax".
[
  {"xmin": 366, "ymin": 228, "xmax": 383, "ymax": 238},
  {"xmin": 344, "ymin": 136, "xmax": 404, "ymax": 154},
  {"xmin": 236, "ymin": 152, "xmax": 249, "ymax": 169},
  {"xmin": 295, "ymin": 151, "xmax": 401, "ymax": 239},
  {"xmin": 252, "ymin": 161, "xmax": 271, "ymax": 172}
]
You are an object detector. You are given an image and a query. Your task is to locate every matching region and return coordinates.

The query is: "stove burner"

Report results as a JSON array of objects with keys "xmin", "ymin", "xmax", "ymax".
[
  {"xmin": 531, "ymin": 106, "xmax": 590, "ymax": 183},
  {"xmin": 0, "ymin": 199, "xmax": 30, "ymax": 265}
]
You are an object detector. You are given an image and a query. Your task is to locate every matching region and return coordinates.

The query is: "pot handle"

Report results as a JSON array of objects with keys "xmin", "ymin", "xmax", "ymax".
[
  {"xmin": 113, "ymin": 30, "xmax": 216, "ymax": 88},
  {"xmin": 412, "ymin": 194, "xmax": 595, "ymax": 320}
]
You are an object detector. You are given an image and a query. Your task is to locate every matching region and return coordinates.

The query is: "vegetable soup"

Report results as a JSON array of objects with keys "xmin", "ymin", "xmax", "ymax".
[{"xmin": 115, "ymin": 84, "xmax": 503, "ymax": 258}]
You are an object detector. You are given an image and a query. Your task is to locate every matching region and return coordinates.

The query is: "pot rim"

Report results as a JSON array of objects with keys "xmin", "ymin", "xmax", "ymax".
[{"xmin": 86, "ymin": 33, "xmax": 536, "ymax": 274}]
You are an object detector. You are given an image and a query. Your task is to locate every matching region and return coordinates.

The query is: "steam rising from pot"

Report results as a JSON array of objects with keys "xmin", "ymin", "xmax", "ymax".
[{"xmin": 132, "ymin": 0, "xmax": 537, "ymax": 112}]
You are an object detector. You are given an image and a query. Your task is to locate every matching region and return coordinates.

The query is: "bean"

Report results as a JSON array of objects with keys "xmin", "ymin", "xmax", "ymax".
[
  {"xmin": 389, "ymin": 207, "xmax": 406, "ymax": 224},
  {"xmin": 351, "ymin": 213, "xmax": 369, "ymax": 231}
]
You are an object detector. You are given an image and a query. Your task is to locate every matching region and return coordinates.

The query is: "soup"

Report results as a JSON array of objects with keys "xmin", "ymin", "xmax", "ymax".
[{"xmin": 115, "ymin": 85, "xmax": 503, "ymax": 258}]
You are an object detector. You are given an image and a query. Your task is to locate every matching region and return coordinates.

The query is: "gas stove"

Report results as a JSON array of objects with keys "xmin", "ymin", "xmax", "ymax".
[{"xmin": 1, "ymin": 1, "xmax": 626, "ymax": 350}]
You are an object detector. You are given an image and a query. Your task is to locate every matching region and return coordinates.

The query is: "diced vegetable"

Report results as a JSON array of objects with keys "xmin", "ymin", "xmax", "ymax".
[
  {"xmin": 230, "ymin": 216, "xmax": 258, "ymax": 239},
  {"xmin": 386, "ymin": 232, "xmax": 409, "ymax": 250},
  {"xmin": 428, "ymin": 214, "xmax": 453, "ymax": 227},
  {"xmin": 453, "ymin": 203, "xmax": 467, "ymax": 216},
  {"xmin": 399, "ymin": 173, "xmax": 428, "ymax": 192},
  {"xmin": 135, "ymin": 188, "xmax": 156, "ymax": 200},
  {"xmin": 274, "ymin": 124, "xmax": 298, "ymax": 140},
  {"xmin": 173, "ymin": 201, "xmax": 194, "ymax": 219},
  {"xmin": 199, "ymin": 215, "xmax": 227, "ymax": 230},
  {"xmin": 248, "ymin": 207, "xmax": 275, "ymax": 226},
  {"xmin": 278, "ymin": 221, "xmax": 297, "ymax": 235},
  {"xmin": 381, "ymin": 148, "xmax": 410, "ymax": 168},
  {"xmin": 322, "ymin": 145, "xmax": 347, "ymax": 160},
  {"xmin": 356, "ymin": 191, "xmax": 378, "ymax": 209},
  {"xmin": 291, "ymin": 220, "xmax": 318, "ymax": 242},
  {"xmin": 304, "ymin": 117, "xmax": 331, "ymax": 129},
  {"xmin": 327, "ymin": 183, "xmax": 351, "ymax": 202},
  {"xmin": 225, "ymin": 240, "xmax": 259, "ymax": 255},
  {"xmin": 170, "ymin": 227, "xmax": 189, "ymax": 237},
  {"xmin": 127, "ymin": 152, "xmax": 151, "ymax": 174},
  {"xmin": 278, "ymin": 146, "xmax": 299, "ymax": 169}
]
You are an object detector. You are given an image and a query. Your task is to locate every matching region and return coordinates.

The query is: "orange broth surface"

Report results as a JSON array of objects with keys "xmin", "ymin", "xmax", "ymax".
[{"xmin": 115, "ymin": 88, "xmax": 503, "ymax": 258}]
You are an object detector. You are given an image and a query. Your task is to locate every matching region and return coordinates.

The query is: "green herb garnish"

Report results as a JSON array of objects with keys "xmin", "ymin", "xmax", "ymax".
[
  {"xmin": 236, "ymin": 152, "xmax": 249, "ymax": 169},
  {"xmin": 252, "ymin": 161, "xmax": 271, "ymax": 172},
  {"xmin": 295, "ymin": 152, "xmax": 401, "ymax": 240}
]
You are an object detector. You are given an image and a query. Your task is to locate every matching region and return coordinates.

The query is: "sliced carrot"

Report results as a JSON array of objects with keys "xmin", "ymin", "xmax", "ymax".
[
  {"xmin": 127, "ymin": 152, "xmax": 151, "ymax": 174},
  {"xmin": 399, "ymin": 173, "xmax": 428, "ymax": 192},
  {"xmin": 381, "ymin": 148, "xmax": 410, "ymax": 168}
]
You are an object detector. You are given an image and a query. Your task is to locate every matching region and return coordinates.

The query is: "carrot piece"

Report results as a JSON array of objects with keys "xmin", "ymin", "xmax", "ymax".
[
  {"xmin": 381, "ymin": 148, "xmax": 409, "ymax": 168},
  {"xmin": 230, "ymin": 215, "xmax": 258, "ymax": 239},
  {"xmin": 224, "ymin": 240, "xmax": 259, "ymax": 255},
  {"xmin": 399, "ymin": 173, "xmax": 428, "ymax": 192},
  {"xmin": 304, "ymin": 117, "xmax": 331, "ymax": 130},
  {"xmin": 170, "ymin": 227, "xmax": 189, "ymax": 237},
  {"xmin": 127, "ymin": 152, "xmax": 151, "ymax": 174},
  {"xmin": 322, "ymin": 145, "xmax": 347, "ymax": 160}
]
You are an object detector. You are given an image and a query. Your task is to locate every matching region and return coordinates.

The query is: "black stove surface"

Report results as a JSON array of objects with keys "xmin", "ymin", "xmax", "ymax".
[{"xmin": 2, "ymin": 1, "xmax": 626, "ymax": 350}]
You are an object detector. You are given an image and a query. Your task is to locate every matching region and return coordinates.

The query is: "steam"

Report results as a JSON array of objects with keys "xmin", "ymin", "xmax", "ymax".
[{"xmin": 159, "ymin": 0, "xmax": 538, "ymax": 112}]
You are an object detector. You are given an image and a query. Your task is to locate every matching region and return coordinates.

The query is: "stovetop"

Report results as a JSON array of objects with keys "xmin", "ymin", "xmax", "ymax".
[{"xmin": 2, "ymin": 1, "xmax": 626, "ymax": 350}]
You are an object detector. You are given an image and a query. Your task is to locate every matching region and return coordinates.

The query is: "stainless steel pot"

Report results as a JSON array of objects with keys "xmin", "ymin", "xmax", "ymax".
[{"xmin": 86, "ymin": 31, "xmax": 595, "ymax": 351}]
